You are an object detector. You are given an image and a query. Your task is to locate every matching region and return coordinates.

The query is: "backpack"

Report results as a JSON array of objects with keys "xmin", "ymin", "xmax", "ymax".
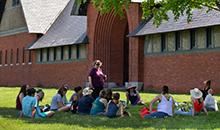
[{"xmin": 139, "ymin": 107, "xmax": 157, "ymax": 119}]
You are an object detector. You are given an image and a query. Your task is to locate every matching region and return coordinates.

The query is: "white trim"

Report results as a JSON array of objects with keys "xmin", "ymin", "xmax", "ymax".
[
  {"xmin": 22, "ymin": 63, "xmax": 25, "ymax": 65},
  {"xmin": 16, "ymin": 63, "xmax": 19, "ymax": 65},
  {"xmin": 10, "ymin": 64, "xmax": 13, "ymax": 66},
  {"xmin": 4, "ymin": 64, "xmax": 8, "ymax": 66},
  {"xmin": 0, "ymin": 64, "xmax": 2, "ymax": 67},
  {"xmin": 28, "ymin": 62, "xmax": 32, "ymax": 65}
]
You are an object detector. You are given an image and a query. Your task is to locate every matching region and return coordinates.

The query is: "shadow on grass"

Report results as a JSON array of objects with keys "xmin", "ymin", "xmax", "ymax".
[{"xmin": 1, "ymin": 107, "xmax": 220, "ymax": 129}]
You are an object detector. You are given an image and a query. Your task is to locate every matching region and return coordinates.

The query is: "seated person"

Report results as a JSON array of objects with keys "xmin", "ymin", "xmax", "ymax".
[
  {"xmin": 70, "ymin": 86, "xmax": 83, "ymax": 113},
  {"xmin": 105, "ymin": 88, "xmax": 113, "ymax": 102},
  {"xmin": 126, "ymin": 85, "xmax": 143, "ymax": 105},
  {"xmin": 16, "ymin": 84, "xmax": 29, "ymax": 117},
  {"xmin": 50, "ymin": 86, "xmax": 71, "ymax": 112},
  {"xmin": 201, "ymin": 80, "xmax": 211, "ymax": 100},
  {"xmin": 34, "ymin": 89, "xmax": 55, "ymax": 118},
  {"xmin": 22, "ymin": 88, "xmax": 36, "ymax": 118},
  {"xmin": 175, "ymin": 88, "xmax": 208, "ymax": 116},
  {"xmin": 106, "ymin": 93, "xmax": 130, "ymax": 118},
  {"xmin": 62, "ymin": 84, "xmax": 71, "ymax": 105},
  {"xmin": 204, "ymin": 89, "xmax": 218, "ymax": 111},
  {"xmin": 144, "ymin": 86, "xmax": 174, "ymax": 119},
  {"xmin": 22, "ymin": 88, "xmax": 54, "ymax": 118},
  {"xmin": 90, "ymin": 90, "xmax": 108, "ymax": 115},
  {"xmin": 77, "ymin": 87, "xmax": 94, "ymax": 114},
  {"xmin": 70, "ymin": 86, "xmax": 83, "ymax": 102}
]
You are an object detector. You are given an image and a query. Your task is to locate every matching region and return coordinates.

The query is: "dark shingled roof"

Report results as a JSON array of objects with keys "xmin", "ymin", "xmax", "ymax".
[
  {"xmin": 130, "ymin": 7, "xmax": 220, "ymax": 36},
  {"xmin": 29, "ymin": 0, "xmax": 87, "ymax": 50}
]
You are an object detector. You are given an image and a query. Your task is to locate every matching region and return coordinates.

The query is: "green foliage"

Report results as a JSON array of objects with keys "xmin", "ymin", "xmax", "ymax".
[
  {"xmin": 78, "ymin": 0, "xmax": 220, "ymax": 26},
  {"xmin": 91, "ymin": 0, "xmax": 130, "ymax": 16},
  {"xmin": 175, "ymin": 101, "xmax": 192, "ymax": 112},
  {"xmin": 141, "ymin": 0, "xmax": 220, "ymax": 26}
]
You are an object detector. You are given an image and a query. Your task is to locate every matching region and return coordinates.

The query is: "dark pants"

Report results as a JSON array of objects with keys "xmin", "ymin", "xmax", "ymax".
[
  {"xmin": 92, "ymin": 87, "xmax": 103, "ymax": 99},
  {"xmin": 206, "ymin": 107, "xmax": 216, "ymax": 111},
  {"xmin": 144, "ymin": 112, "xmax": 170, "ymax": 119}
]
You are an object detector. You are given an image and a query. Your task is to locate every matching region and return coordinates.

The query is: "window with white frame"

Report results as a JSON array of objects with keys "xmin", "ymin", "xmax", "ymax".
[
  {"xmin": 36, "ymin": 44, "xmax": 87, "ymax": 63},
  {"xmin": 63, "ymin": 46, "xmax": 69, "ymax": 60},
  {"xmin": 78, "ymin": 44, "xmax": 87, "ymax": 59}
]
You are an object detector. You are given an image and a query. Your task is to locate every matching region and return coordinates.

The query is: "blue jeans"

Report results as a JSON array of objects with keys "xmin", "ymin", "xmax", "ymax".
[
  {"xmin": 144, "ymin": 112, "xmax": 170, "ymax": 119},
  {"xmin": 206, "ymin": 107, "xmax": 216, "ymax": 111},
  {"xmin": 174, "ymin": 109, "xmax": 192, "ymax": 116}
]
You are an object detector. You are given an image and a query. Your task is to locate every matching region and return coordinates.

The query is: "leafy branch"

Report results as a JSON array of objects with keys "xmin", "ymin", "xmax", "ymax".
[{"xmin": 78, "ymin": 0, "xmax": 220, "ymax": 26}]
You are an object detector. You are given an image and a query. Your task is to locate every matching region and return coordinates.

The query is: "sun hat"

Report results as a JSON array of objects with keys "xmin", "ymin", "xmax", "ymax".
[
  {"xmin": 82, "ymin": 87, "xmax": 93, "ymax": 96},
  {"xmin": 126, "ymin": 85, "xmax": 137, "ymax": 89},
  {"xmin": 190, "ymin": 88, "xmax": 203, "ymax": 99},
  {"xmin": 63, "ymin": 84, "xmax": 70, "ymax": 90}
]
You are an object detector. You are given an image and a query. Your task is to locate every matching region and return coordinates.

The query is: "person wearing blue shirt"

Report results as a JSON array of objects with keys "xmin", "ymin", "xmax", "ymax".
[
  {"xmin": 106, "ymin": 93, "xmax": 130, "ymax": 118},
  {"xmin": 34, "ymin": 89, "xmax": 54, "ymax": 118},
  {"xmin": 90, "ymin": 90, "xmax": 107, "ymax": 115},
  {"xmin": 22, "ymin": 88, "xmax": 36, "ymax": 118},
  {"xmin": 50, "ymin": 85, "xmax": 71, "ymax": 112},
  {"xmin": 22, "ymin": 88, "xmax": 54, "ymax": 118},
  {"xmin": 77, "ymin": 87, "xmax": 94, "ymax": 114}
]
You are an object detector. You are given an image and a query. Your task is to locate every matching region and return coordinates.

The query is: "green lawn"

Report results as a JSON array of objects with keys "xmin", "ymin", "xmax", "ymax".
[{"xmin": 0, "ymin": 87, "xmax": 220, "ymax": 130}]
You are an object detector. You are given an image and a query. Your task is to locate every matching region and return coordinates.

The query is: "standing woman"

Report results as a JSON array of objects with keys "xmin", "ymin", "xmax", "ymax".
[
  {"xmin": 16, "ymin": 84, "xmax": 29, "ymax": 117},
  {"xmin": 88, "ymin": 60, "xmax": 107, "ymax": 99}
]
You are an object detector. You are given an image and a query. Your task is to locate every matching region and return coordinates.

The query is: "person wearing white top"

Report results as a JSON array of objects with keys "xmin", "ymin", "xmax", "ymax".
[
  {"xmin": 204, "ymin": 89, "xmax": 218, "ymax": 111},
  {"xmin": 144, "ymin": 86, "xmax": 174, "ymax": 119}
]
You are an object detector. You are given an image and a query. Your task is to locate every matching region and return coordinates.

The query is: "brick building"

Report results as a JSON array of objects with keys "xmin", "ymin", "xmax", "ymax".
[
  {"xmin": 0, "ymin": 0, "xmax": 89, "ymax": 87},
  {"xmin": 0, "ymin": 0, "xmax": 220, "ymax": 93}
]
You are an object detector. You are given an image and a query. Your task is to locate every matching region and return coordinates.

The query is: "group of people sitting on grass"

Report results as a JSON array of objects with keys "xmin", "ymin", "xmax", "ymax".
[
  {"xmin": 15, "ymin": 79, "xmax": 218, "ymax": 119},
  {"xmin": 144, "ymin": 80, "xmax": 218, "ymax": 119},
  {"xmin": 16, "ymin": 85, "xmax": 55, "ymax": 118},
  {"xmin": 16, "ymin": 84, "xmax": 133, "ymax": 118}
]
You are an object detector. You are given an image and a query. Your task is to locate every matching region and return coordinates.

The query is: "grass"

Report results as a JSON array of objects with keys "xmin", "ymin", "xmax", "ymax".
[{"xmin": 0, "ymin": 87, "xmax": 220, "ymax": 130}]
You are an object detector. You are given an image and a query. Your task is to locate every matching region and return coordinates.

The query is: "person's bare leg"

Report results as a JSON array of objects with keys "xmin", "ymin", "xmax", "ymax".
[
  {"xmin": 58, "ymin": 106, "xmax": 70, "ymax": 112},
  {"xmin": 46, "ymin": 111, "xmax": 55, "ymax": 118},
  {"xmin": 18, "ymin": 111, "xmax": 23, "ymax": 118}
]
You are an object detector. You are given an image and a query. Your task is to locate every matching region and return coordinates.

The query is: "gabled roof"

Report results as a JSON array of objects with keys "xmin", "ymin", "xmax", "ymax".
[
  {"xmin": 130, "ymin": 7, "xmax": 220, "ymax": 36},
  {"xmin": 28, "ymin": 0, "xmax": 87, "ymax": 50},
  {"xmin": 20, "ymin": 0, "xmax": 70, "ymax": 34}
]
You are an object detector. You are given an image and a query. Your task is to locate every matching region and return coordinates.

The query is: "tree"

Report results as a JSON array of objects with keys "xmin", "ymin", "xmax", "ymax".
[
  {"xmin": 79, "ymin": 0, "xmax": 220, "ymax": 26},
  {"xmin": 141, "ymin": 0, "xmax": 220, "ymax": 26}
]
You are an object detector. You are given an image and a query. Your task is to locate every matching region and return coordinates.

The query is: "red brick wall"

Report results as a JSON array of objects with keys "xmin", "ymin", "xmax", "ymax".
[
  {"xmin": 110, "ymin": 15, "xmax": 128, "ymax": 84},
  {"xmin": 0, "ymin": 33, "xmax": 37, "ymax": 86},
  {"xmin": 87, "ymin": 3, "xmax": 144, "ymax": 85},
  {"xmin": 144, "ymin": 52, "xmax": 220, "ymax": 93},
  {"xmin": 88, "ymin": 4, "xmax": 126, "ymax": 84},
  {"xmin": 28, "ymin": 59, "xmax": 90, "ymax": 88},
  {"xmin": 126, "ymin": 4, "xmax": 144, "ymax": 82},
  {"xmin": 0, "ymin": 32, "xmax": 91, "ymax": 88}
]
